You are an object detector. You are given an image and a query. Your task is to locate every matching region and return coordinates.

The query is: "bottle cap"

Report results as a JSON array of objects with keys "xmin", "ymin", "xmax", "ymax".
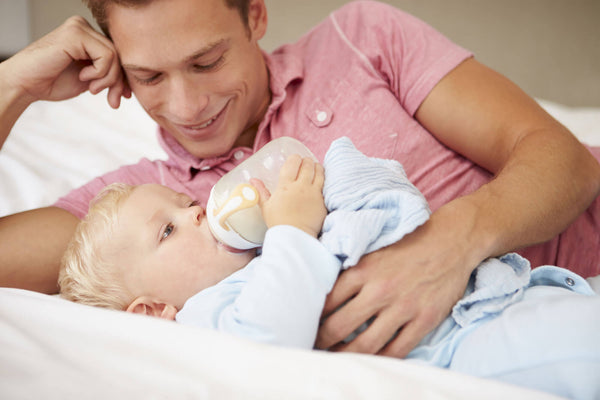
[{"xmin": 206, "ymin": 184, "xmax": 263, "ymax": 250}]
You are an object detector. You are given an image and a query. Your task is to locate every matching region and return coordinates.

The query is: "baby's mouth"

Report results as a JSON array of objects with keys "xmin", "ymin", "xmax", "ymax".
[
  {"xmin": 208, "ymin": 226, "xmax": 251, "ymax": 255},
  {"xmin": 217, "ymin": 240, "xmax": 250, "ymax": 254}
]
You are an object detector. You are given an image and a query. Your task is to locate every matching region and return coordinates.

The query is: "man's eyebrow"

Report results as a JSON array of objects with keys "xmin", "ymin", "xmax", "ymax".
[
  {"xmin": 184, "ymin": 39, "xmax": 228, "ymax": 63},
  {"xmin": 121, "ymin": 39, "xmax": 229, "ymax": 71}
]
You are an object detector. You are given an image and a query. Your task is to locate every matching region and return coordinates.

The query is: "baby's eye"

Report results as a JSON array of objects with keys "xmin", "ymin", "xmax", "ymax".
[
  {"xmin": 161, "ymin": 223, "xmax": 174, "ymax": 241},
  {"xmin": 188, "ymin": 200, "xmax": 199, "ymax": 207}
]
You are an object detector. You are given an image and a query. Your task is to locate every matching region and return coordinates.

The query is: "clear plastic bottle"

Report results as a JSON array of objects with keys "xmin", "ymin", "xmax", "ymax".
[{"xmin": 206, "ymin": 137, "xmax": 317, "ymax": 250}]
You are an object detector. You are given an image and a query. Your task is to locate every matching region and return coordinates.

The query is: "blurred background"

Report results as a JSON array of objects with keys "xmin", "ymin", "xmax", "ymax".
[{"xmin": 1, "ymin": 0, "xmax": 598, "ymax": 106}]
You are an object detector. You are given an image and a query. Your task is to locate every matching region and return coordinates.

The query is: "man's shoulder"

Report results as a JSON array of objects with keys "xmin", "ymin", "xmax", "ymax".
[
  {"xmin": 269, "ymin": 1, "xmax": 407, "ymax": 56},
  {"xmin": 324, "ymin": 1, "xmax": 428, "ymax": 48},
  {"xmin": 335, "ymin": 0, "xmax": 399, "ymax": 15},
  {"xmin": 332, "ymin": 0, "xmax": 409, "ymax": 24}
]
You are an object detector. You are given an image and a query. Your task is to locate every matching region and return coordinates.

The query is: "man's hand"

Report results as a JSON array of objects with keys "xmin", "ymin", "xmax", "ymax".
[
  {"xmin": 2, "ymin": 16, "xmax": 129, "ymax": 109},
  {"xmin": 254, "ymin": 155, "xmax": 326, "ymax": 238},
  {"xmin": 316, "ymin": 200, "xmax": 477, "ymax": 357}
]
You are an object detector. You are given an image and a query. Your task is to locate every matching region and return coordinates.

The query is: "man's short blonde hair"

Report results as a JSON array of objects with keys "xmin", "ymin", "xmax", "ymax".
[{"xmin": 59, "ymin": 183, "xmax": 136, "ymax": 310}]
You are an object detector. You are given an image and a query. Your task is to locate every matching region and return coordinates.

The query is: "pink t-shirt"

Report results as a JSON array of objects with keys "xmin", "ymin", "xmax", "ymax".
[{"xmin": 55, "ymin": 1, "xmax": 599, "ymax": 276}]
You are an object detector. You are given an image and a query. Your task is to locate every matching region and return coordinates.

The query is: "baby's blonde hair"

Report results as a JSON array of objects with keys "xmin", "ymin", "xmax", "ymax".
[{"xmin": 59, "ymin": 183, "xmax": 136, "ymax": 310}]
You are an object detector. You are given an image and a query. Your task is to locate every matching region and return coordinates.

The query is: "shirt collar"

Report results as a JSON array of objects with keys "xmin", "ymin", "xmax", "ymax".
[
  {"xmin": 157, "ymin": 127, "xmax": 234, "ymax": 180},
  {"xmin": 263, "ymin": 48, "xmax": 304, "ymax": 104}
]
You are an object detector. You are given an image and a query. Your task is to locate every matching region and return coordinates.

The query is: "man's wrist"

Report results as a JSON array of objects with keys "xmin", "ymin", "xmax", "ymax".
[
  {"xmin": 0, "ymin": 59, "xmax": 33, "ymax": 113},
  {"xmin": 428, "ymin": 196, "xmax": 499, "ymax": 273},
  {"xmin": 0, "ymin": 59, "xmax": 34, "ymax": 148}
]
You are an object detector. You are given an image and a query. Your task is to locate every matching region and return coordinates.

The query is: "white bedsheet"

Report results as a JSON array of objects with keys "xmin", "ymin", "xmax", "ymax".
[
  {"xmin": 0, "ymin": 92, "xmax": 166, "ymax": 214},
  {"xmin": 0, "ymin": 288, "xmax": 564, "ymax": 399},
  {"xmin": 1, "ymin": 92, "xmax": 598, "ymax": 399}
]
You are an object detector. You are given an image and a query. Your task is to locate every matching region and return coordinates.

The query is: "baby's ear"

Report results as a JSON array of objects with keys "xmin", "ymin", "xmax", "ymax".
[{"xmin": 126, "ymin": 297, "xmax": 177, "ymax": 321}]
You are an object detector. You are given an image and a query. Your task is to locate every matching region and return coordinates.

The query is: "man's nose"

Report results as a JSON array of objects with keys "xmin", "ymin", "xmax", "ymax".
[{"xmin": 166, "ymin": 77, "xmax": 209, "ymax": 123}]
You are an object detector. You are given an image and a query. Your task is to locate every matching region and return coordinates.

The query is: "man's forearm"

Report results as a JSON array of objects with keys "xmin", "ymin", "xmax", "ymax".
[
  {"xmin": 0, "ymin": 207, "xmax": 79, "ymax": 293},
  {"xmin": 0, "ymin": 60, "xmax": 31, "ymax": 150},
  {"xmin": 451, "ymin": 125, "xmax": 600, "ymax": 262}
]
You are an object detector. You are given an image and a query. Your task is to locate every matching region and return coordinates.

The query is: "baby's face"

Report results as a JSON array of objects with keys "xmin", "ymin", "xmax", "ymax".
[{"xmin": 109, "ymin": 184, "xmax": 255, "ymax": 309}]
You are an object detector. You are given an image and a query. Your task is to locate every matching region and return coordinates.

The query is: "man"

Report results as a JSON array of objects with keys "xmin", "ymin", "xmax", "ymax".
[{"xmin": 1, "ymin": 0, "xmax": 599, "ymax": 359}]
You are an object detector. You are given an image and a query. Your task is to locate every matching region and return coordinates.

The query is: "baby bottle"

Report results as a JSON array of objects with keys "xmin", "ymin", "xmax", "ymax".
[{"xmin": 206, "ymin": 137, "xmax": 317, "ymax": 250}]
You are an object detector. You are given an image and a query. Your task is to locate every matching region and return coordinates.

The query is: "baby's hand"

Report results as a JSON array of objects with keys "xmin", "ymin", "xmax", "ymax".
[{"xmin": 253, "ymin": 155, "xmax": 326, "ymax": 238}]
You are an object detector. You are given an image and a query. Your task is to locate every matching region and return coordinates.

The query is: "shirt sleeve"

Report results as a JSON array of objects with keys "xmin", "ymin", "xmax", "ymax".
[
  {"xmin": 176, "ymin": 225, "xmax": 341, "ymax": 349},
  {"xmin": 53, "ymin": 158, "xmax": 165, "ymax": 219}
]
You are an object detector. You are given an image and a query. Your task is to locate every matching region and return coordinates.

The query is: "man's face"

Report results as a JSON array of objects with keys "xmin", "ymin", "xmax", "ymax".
[
  {"xmin": 111, "ymin": 184, "xmax": 255, "ymax": 310},
  {"xmin": 108, "ymin": 0, "xmax": 270, "ymax": 159}
]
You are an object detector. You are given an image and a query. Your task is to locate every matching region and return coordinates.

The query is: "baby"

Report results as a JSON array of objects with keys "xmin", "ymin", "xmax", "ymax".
[
  {"xmin": 60, "ymin": 137, "xmax": 432, "ymax": 347},
  {"xmin": 60, "ymin": 154, "xmax": 335, "ymax": 347},
  {"xmin": 59, "ymin": 138, "xmax": 600, "ymax": 399}
]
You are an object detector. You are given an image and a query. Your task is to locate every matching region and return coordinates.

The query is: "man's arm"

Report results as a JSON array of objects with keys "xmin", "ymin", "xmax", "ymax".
[
  {"xmin": 0, "ymin": 208, "xmax": 79, "ymax": 293},
  {"xmin": 317, "ymin": 58, "xmax": 600, "ymax": 357},
  {"xmin": 417, "ymin": 59, "xmax": 600, "ymax": 251},
  {"xmin": 0, "ymin": 17, "xmax": 128, "ymax": 292},
  {"xmin": 0, "ymin": 67, "xmax": 29, "ymax": 149},
  {"xmin": 0, "ymin": 16, "xmax": 127, "ymax": 150}
]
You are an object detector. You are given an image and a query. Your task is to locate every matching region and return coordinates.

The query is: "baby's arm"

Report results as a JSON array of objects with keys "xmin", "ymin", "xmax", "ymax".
[
  {"xmin": 234, "ymin": 226, "xmax": 340, "ymax": 348},
  {"xmin": 178, "ymin": 156, "xmax": 341, "ymax": 348}
]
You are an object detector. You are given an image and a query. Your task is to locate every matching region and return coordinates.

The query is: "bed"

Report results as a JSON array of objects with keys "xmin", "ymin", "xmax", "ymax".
[
  {"xmin": 4, "ymin": 0, "xmax": 600, "ymax": 396},
  {"xmin": 1, "ymin": 88, "xmax": 599, "ymax": 399}
]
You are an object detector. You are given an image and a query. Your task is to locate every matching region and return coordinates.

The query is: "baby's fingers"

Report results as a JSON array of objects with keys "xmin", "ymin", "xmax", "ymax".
[
  {"xmin": 279, "ymin": 154, "xmax": 303, "ymax": 182},
  {"xmin": 297, "ymin": 158, "xmax": 318, "ymax": 183},
  {"xmin": 314, "ymin": 163, "xmax": 325, "ymax": 189},
  {"xmin": 249, "ymin": 178, "xmax": 270, "ymax": 205}
]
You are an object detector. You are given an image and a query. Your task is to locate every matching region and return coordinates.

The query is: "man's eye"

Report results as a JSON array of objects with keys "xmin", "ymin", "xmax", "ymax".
[
  {"xmin": 161, "ymin": 223, "xmax": 174, "ymax": 241},
  {"xmin": 193, "ymin": 57, "xmax": 224, "ymax": 72},
  {"xmin": 134, "ymin": 73, "xmax": 161, "ymax": 85}
]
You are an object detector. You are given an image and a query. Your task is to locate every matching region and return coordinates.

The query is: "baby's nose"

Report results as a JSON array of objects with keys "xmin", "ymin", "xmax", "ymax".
[{"xmin": 193, "ymin": 205, "xmax": 206, "ymax": 223}]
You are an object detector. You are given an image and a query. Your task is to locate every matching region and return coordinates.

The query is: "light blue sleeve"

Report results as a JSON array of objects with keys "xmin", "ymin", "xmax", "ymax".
[{"xmin": 176, "ymin": 225, "xmax": 341, "ymax": 349}]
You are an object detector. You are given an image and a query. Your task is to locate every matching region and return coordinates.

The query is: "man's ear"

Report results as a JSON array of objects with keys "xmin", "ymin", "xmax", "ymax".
[
  {"xmin": 126, "ymin": 296, "xmax": 178, "ymax": 321},
  {"xmin": 247, "ymin": 0, "xmax": 267, "ymax": 41}
]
